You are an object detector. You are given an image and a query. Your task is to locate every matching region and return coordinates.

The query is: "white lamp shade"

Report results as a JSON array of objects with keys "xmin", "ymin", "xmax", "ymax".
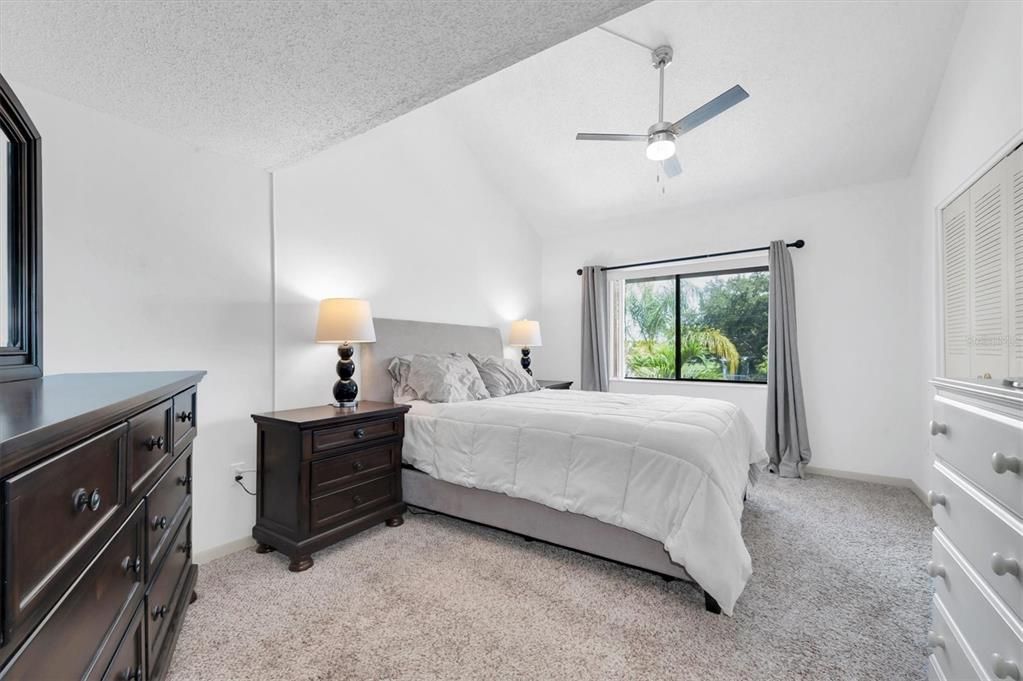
[
  {"xmin": 314, "ymin": 298, "xmax": 376, "ymax": 343},
  {"xmin": 508, "ymin": 319, "xmax": 542, "ymax": 347}
]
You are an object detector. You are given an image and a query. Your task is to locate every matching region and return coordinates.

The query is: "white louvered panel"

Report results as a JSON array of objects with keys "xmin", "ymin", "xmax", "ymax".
[
  {"xmin": 943, "ymin": 192, "xmax": 971, "ymax": 378},
  {"xmin": 1010, "ymin": 147, "xmax": 1023, "ymax": 375},
  {"xmin": 969, "ymin": 158, "xmax": 1010, "ymax": 378}
]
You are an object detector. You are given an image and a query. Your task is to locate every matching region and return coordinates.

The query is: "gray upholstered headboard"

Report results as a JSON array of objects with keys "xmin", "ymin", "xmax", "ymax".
[{"xmin": 361, "ymin": 318, "xmax": 503, "ymax": 403}]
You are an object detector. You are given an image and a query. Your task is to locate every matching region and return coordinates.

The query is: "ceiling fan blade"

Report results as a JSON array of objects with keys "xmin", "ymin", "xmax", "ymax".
[
  {"xmin": 672, "ymin": 85, "xmax": 749, "ymax": 135},
  {"xmin": 576, "ymin": 133, "xmax": 647, "ymax": 142},
  {"xmin": 661, "ymin": 155, "xmax": 683, "ymax": 178}
]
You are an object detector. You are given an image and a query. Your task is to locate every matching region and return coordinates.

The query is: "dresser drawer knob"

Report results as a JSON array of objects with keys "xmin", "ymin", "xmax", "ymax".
[
  {"xmin": 353, "ymin": 428, "xmax": 366, "ymax": 440},
  {"xmin": 120, "ymin": 665, "xmax": 142, "ymax": 681},
  {"xmin": 925, "ymin": 631, "xmax": 945, "ymax": 650},
  {"xmin": 152, "ymin": 515, "xmax": 169, "ymax": 530},
  {"xmin": 929, "ymin": 420, "xmax": 947, "ymax": 436},
  {"xmin": 926, "ymin": 491, "xmax": 946, "ymax": 508},
  {"xmin": 178, "ymin": 542, "xmax": 192, "ymax": 554},
  {"xmin": 353, "ymin": 495, "xmax": 363, "ymax": 506},
  {"xmin": 993, "ymin": 654, "xmax": 1021, "ymax": 680},
  {"xmin": 992, "ymin": 452, "xmax": 1022, "ymax": 475},
  {"xmin": 177, "ymin": 474, "xmax": 192, "ymax": 486},
  {"xmin": 176, "ymin": 410, "xmax": 193, "ymax": 423},
  {"xmin": 925, "ymin": 561, "xmax": 946, "ymax": 579},
  {"xmin": 144, "ymin": 435, "xmax": 165, "ymax": 451},
  {"xmin": 122, "ymin": 555, "xmax": 142, "ymax": 575},
  {"xmin": 151, "ymin": 604, "xmax": 168, "ymax": 620},
  {"xmin": 72, "ymin": 488, "xmax": 102, "ymax": 513},
  {"xmin": 353, "ymin": 461, "xmax": 365, "ymax": 472},
  {"xmin": 992, "ymin": 553, "xmax": 1021, "ymax": 577}
]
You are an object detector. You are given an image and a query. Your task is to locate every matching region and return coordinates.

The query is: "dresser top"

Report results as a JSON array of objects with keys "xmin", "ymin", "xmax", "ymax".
[
  {"xmin": 931, "ymin": 377, "xmax": 1023, "ymax": 410},
  {"xmin": 252, "ymin": 400, "xmax": 410, "ymax": 428},
  {"xmin": 0, "ymin": 371, "xmax": 206, "ymax": 475}
]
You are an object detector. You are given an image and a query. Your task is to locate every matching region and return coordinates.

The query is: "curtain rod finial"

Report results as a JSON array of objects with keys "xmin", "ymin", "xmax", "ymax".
[
  {"xmin": 793, "ymin": 239, "xmax": 805, "ymax": 248},
  {"xmin": 576, "ymin": 268, "xmax": 583, "ymax": 276}
]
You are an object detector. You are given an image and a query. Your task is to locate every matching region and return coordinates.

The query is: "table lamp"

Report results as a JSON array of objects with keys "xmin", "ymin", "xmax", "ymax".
[
  {"xmin": 509, "ymin": 319, "xmax": 542, "ymax": 375},
  {"xmin": 315, "ymin": 298, "xmax": 376, "ymax": 407}
]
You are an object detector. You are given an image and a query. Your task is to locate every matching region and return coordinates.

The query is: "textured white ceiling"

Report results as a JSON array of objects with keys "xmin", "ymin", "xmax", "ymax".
[
  {"xmin": 0, "ymin": 0, "xmax": 646, "ymax": 168},
  {"xmin": 433, "ymin": 0, "xmax": 967, "ymax": 233}
]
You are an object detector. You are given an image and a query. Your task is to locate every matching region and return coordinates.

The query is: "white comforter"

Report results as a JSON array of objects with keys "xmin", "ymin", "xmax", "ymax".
[{"xmin": 403, "ymin": 389, "xmax": 767, "ymax": 615}]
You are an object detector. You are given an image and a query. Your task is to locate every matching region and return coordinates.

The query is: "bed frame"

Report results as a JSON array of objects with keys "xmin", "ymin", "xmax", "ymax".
[{"xmin": 362, "ymin": 318, "xmax": 721, "ymax": 613}]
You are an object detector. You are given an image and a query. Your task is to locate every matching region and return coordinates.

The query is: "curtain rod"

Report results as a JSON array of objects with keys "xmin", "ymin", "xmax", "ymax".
[{"xmin": 575, "ymin": 239, "xmax": 805, "ymax": 276}]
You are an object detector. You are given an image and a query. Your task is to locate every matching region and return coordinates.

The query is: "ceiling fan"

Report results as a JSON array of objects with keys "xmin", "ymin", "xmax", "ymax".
[{"xmin": 576, "ymin": 45, "xmax": 748, "ymax": 178}]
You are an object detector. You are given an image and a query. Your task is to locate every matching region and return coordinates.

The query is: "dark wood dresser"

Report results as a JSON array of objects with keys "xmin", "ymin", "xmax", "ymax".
[
  {"xmin": 251, "ymin": 401, "xmax": 410, "ymax": 571},
  {"xmin": 0, "ymin": 371, "xmax": 205, "ymax": 681}
]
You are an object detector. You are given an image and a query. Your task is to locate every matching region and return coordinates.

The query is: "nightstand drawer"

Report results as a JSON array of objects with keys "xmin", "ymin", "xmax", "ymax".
[
  {"xmin": 312, "ymin": 417, "xmax": 401, "ymax": 453},
  {"xmin": 311, "ymin": 443, "xmax": 399, "ymax": 497},
  {"xmin": 310, "ymin": 475, "xmax": 398, "ymax": 531}
]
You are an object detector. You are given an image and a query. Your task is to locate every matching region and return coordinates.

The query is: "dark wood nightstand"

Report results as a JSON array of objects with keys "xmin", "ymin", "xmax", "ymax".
[
  {"xmin": 537, "ymin": 379, "xmax": 573, "ymax": 390},
  {"xmin": 250, "ymin": 401, "xmax": 411, "ymax": 572}
]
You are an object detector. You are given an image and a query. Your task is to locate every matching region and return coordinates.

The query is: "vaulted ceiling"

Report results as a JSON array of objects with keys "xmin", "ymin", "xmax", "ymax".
[
  {"xmin": 434, "ymin": 0, "xmax": 967, "ymax": 233},
  {"xmin": 0, "ymin": 0, "xmax": 645, "ymax": 168}
]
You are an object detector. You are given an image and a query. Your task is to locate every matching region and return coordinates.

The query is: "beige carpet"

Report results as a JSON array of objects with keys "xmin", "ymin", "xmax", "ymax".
[{"xmin": 167, "ymin": 474, "xmax": 931, "ymax": 680}]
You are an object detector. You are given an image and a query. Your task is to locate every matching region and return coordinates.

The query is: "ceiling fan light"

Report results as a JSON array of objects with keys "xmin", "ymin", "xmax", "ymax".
[{"xmin": 646, "ymin": 132, "xmax": 676, "ymax": 161}]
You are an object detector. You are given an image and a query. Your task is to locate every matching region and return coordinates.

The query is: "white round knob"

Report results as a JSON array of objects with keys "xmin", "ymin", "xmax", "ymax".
[
  {"xmin": 992, "ymin": 654, "xmax": 1021, "ymax": 680},
  {"xmin": 927, "ymin": 491, "xmax": 947, "ymax": 507},
  {"xmin": 926, "ymin": 561, "xmax": 946, "ymax": 578},
  {"xmin": 992, "ymin": 553, "xmax": 1021, "ymax": 577},
  {"xmin": 929, "ymin": 420, "xmax": 948, "ymax": 436},
  {"xmin": 926, "ymin": 631, "xmax": 945, "ymax": 649},
  {"xmin": 992, "ymin": 452, "xmax": 1022, "ymax": 475}
]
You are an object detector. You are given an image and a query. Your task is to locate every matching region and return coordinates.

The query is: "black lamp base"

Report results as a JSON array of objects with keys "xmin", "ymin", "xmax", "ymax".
[
  {"xmin": 332, "ymin": 343, "xmax": 359, "ymax": 407},
  {"xmin": 520, "ymin": 347, "xmax": 532, "ymax": 376}
]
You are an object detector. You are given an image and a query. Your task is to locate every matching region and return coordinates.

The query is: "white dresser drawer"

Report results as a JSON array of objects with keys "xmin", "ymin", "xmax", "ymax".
[
  {"xmin": 931, "ymin": 461, "xmax": 1023, "ymax": 621},
  {"xmin": 933, "ymin": 529, "xmax": 1023, "ymax": 681},
  {"xmin": 929, "ymin": 594, "xmax": 985, "ymax": 681},
  {"xmin": 931, "ymin": 397, "xmax": 1023, "ymax": 517}
]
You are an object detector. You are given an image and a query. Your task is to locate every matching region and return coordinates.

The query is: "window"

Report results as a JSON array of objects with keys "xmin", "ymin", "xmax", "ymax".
[{"xmin": 612, "ymin": 266, "xmax": 769, "ymax": 383}]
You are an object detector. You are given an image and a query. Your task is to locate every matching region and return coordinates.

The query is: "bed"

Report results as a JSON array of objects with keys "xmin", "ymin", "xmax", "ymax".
[{"xmin": 362, "ymin": 318, "xmax": 766, "ymax": 615}]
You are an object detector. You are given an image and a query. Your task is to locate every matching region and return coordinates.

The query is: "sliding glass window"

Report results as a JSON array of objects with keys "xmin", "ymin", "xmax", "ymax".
[{"xmin": 615, "ymin": 266, "xmax": 769, "ymax": 384}]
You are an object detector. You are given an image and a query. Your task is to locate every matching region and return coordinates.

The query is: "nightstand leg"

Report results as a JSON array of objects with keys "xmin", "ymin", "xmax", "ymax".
[
  {"xmin": 255, "ymin": 542, "xmax": 275, "ymax": 554},
  {"xmin": 189, "ymin": 590, "xmax": 198, "ymax": 604},
  {"xmin": 288, "ymin": 554, "xmax": 314, "ymax": 572},
  {"xmin": 385, "ymin": 515, "xmax": 404, "ymax": 527}
]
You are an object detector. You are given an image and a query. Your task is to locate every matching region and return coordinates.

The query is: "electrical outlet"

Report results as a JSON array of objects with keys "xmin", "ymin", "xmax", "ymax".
[{"xmin": 230, "ymin": 462, "xmax": 246, "ymax": 477}]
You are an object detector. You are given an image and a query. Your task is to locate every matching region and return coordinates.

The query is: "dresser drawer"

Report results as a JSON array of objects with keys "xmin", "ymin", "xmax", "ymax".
[
  {"xmin": 310, "ymin": 474, "xmax": 398, "ymax": 530},
  {"xmin": 312, "ymin": 416, "xmax": 400, "ymax": 454},
  {"xmin": 929, "ymin": 594, "xmax": 984, "ymax": 681},
  {"xmin": 933, "ymin": 529, "xmax": 1023, "ymax": 681},
  {"xmin": 147, "ymin": 449, "xmax": 192, "ymax": 571},
  {"xmin": 311, "ymin": 442, "xmax": 399, "ymax": 497},
  {"xmin": 932, "ymin": 397, "xmax": 1023, "ymax": 517},
  {"xmin": 128, "ymin": 400, "xmax": 173, "ymax": 497},
  {"xmin": 146, "ymin": 513, "xmax": 191, "ymax": 669},
  {"xmin": 3, "ymin": 423, "xmax": 128, "ymax": 629},
  {"xmin": 172, "ymin": 387, "xmax": 197, "ymax": 450},
  {"xmin": 0, "ymin": 504, "xmax": 145, "ymax": 681},
  {"xmin": 932, "ymin": 461, "xmax": 1023, "ymax": 621},
  {"xmin": 101, "ymin": 604, "xmax": 145, "ymax": 681}
]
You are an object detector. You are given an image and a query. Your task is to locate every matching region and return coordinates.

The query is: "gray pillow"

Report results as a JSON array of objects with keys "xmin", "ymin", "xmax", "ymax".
[
  {"xmin": 469, "ymin": 354, "xmax": 539, "ymax": 397},
  {"xmin": 386, "ymin": 355, "xmax": 419, "ymax": 404},
  {"xmin": 405, "ymin": 353, "xmax": 490, "ymax": 403}
]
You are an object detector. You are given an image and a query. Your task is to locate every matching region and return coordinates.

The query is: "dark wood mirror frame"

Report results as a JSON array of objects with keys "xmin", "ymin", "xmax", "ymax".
[{"xmin": 0, "ymin": 73, "xmax": 42, "ymax": 383}]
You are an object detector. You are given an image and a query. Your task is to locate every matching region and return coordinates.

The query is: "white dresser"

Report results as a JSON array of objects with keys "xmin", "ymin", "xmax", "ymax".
[{"xmin": 927, "ymin": 378, "xmax": 1023, "ymax": 681}]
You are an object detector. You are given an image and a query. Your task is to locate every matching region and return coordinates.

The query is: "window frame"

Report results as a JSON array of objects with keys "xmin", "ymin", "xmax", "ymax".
[{"xmin": 611, "ymin": 262, "xmax": 770, "ymax": 385}]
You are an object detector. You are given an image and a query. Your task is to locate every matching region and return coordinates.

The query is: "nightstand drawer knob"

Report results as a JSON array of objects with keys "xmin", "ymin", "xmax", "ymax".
[
  {"xmin": 353, "ymin": 428, "xmax": 366, "ymax": 440},
  {"xmin": 353, "ymin": 495, "xmax": 363, "ymax": 506},
  {"xmin": 353, "ymin": 461, "xmax": 365, "ymax": 472}
]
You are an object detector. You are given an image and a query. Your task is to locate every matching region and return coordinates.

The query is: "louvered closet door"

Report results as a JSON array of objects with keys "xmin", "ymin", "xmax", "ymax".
[
  {"xmin": 1009, "ymin": 147, "xmax": 1023, "ymax": 375},
  {"xmin": 942, "ymin": 192, "xmax": 971, "ymax": 378},
  {"xmin": 969, "ymin": 156, "xmax": 1010, "ymax": 378}
]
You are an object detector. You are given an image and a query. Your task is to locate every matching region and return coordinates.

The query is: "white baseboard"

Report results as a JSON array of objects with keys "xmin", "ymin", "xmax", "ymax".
[
  {"xmin": 804, "ymin": 465, "xmax": 927, "ymax": 506},
  {"xmin": 194, "ymin": 536, "xmax": 256, "ymax": 565}
]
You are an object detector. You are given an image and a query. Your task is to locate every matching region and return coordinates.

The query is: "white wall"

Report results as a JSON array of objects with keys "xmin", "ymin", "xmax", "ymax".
[
  {"xmin": 18, "ymin": 84, "xmax": 274, "ymax": 555},
  {"xmin": 541, "ymin": 179, "xmax": 920, "ymax": 481},
  {"xmin": 909, "ymin": 0, "xmax": 1023, "ymax": 490},
  {"xmin": 273, "ymin": 103, "xmax": 542, "ymax": 409}
]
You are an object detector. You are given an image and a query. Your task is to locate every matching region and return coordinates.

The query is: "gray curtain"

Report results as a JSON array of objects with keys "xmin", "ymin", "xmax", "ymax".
[
  {"xmin": 580, "ymin": 266, "xmax": 609, "ymax": 392},
  {"xmin": 766, "ymin": 240, "xmax": 812, "ymax": 478}
]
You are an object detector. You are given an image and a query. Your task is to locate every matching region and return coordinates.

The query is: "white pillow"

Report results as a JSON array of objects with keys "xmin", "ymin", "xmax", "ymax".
[
  {"xmin": 402, "ymin": 354, "xmax": 490, "ymax": 403},
  {"xmin": 469, "ymin": 354, "xmax": 539, "ymax": 397},
  {"xmin": 386, "ymin": 355, "xmax": 419, "ymax": 404}
]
